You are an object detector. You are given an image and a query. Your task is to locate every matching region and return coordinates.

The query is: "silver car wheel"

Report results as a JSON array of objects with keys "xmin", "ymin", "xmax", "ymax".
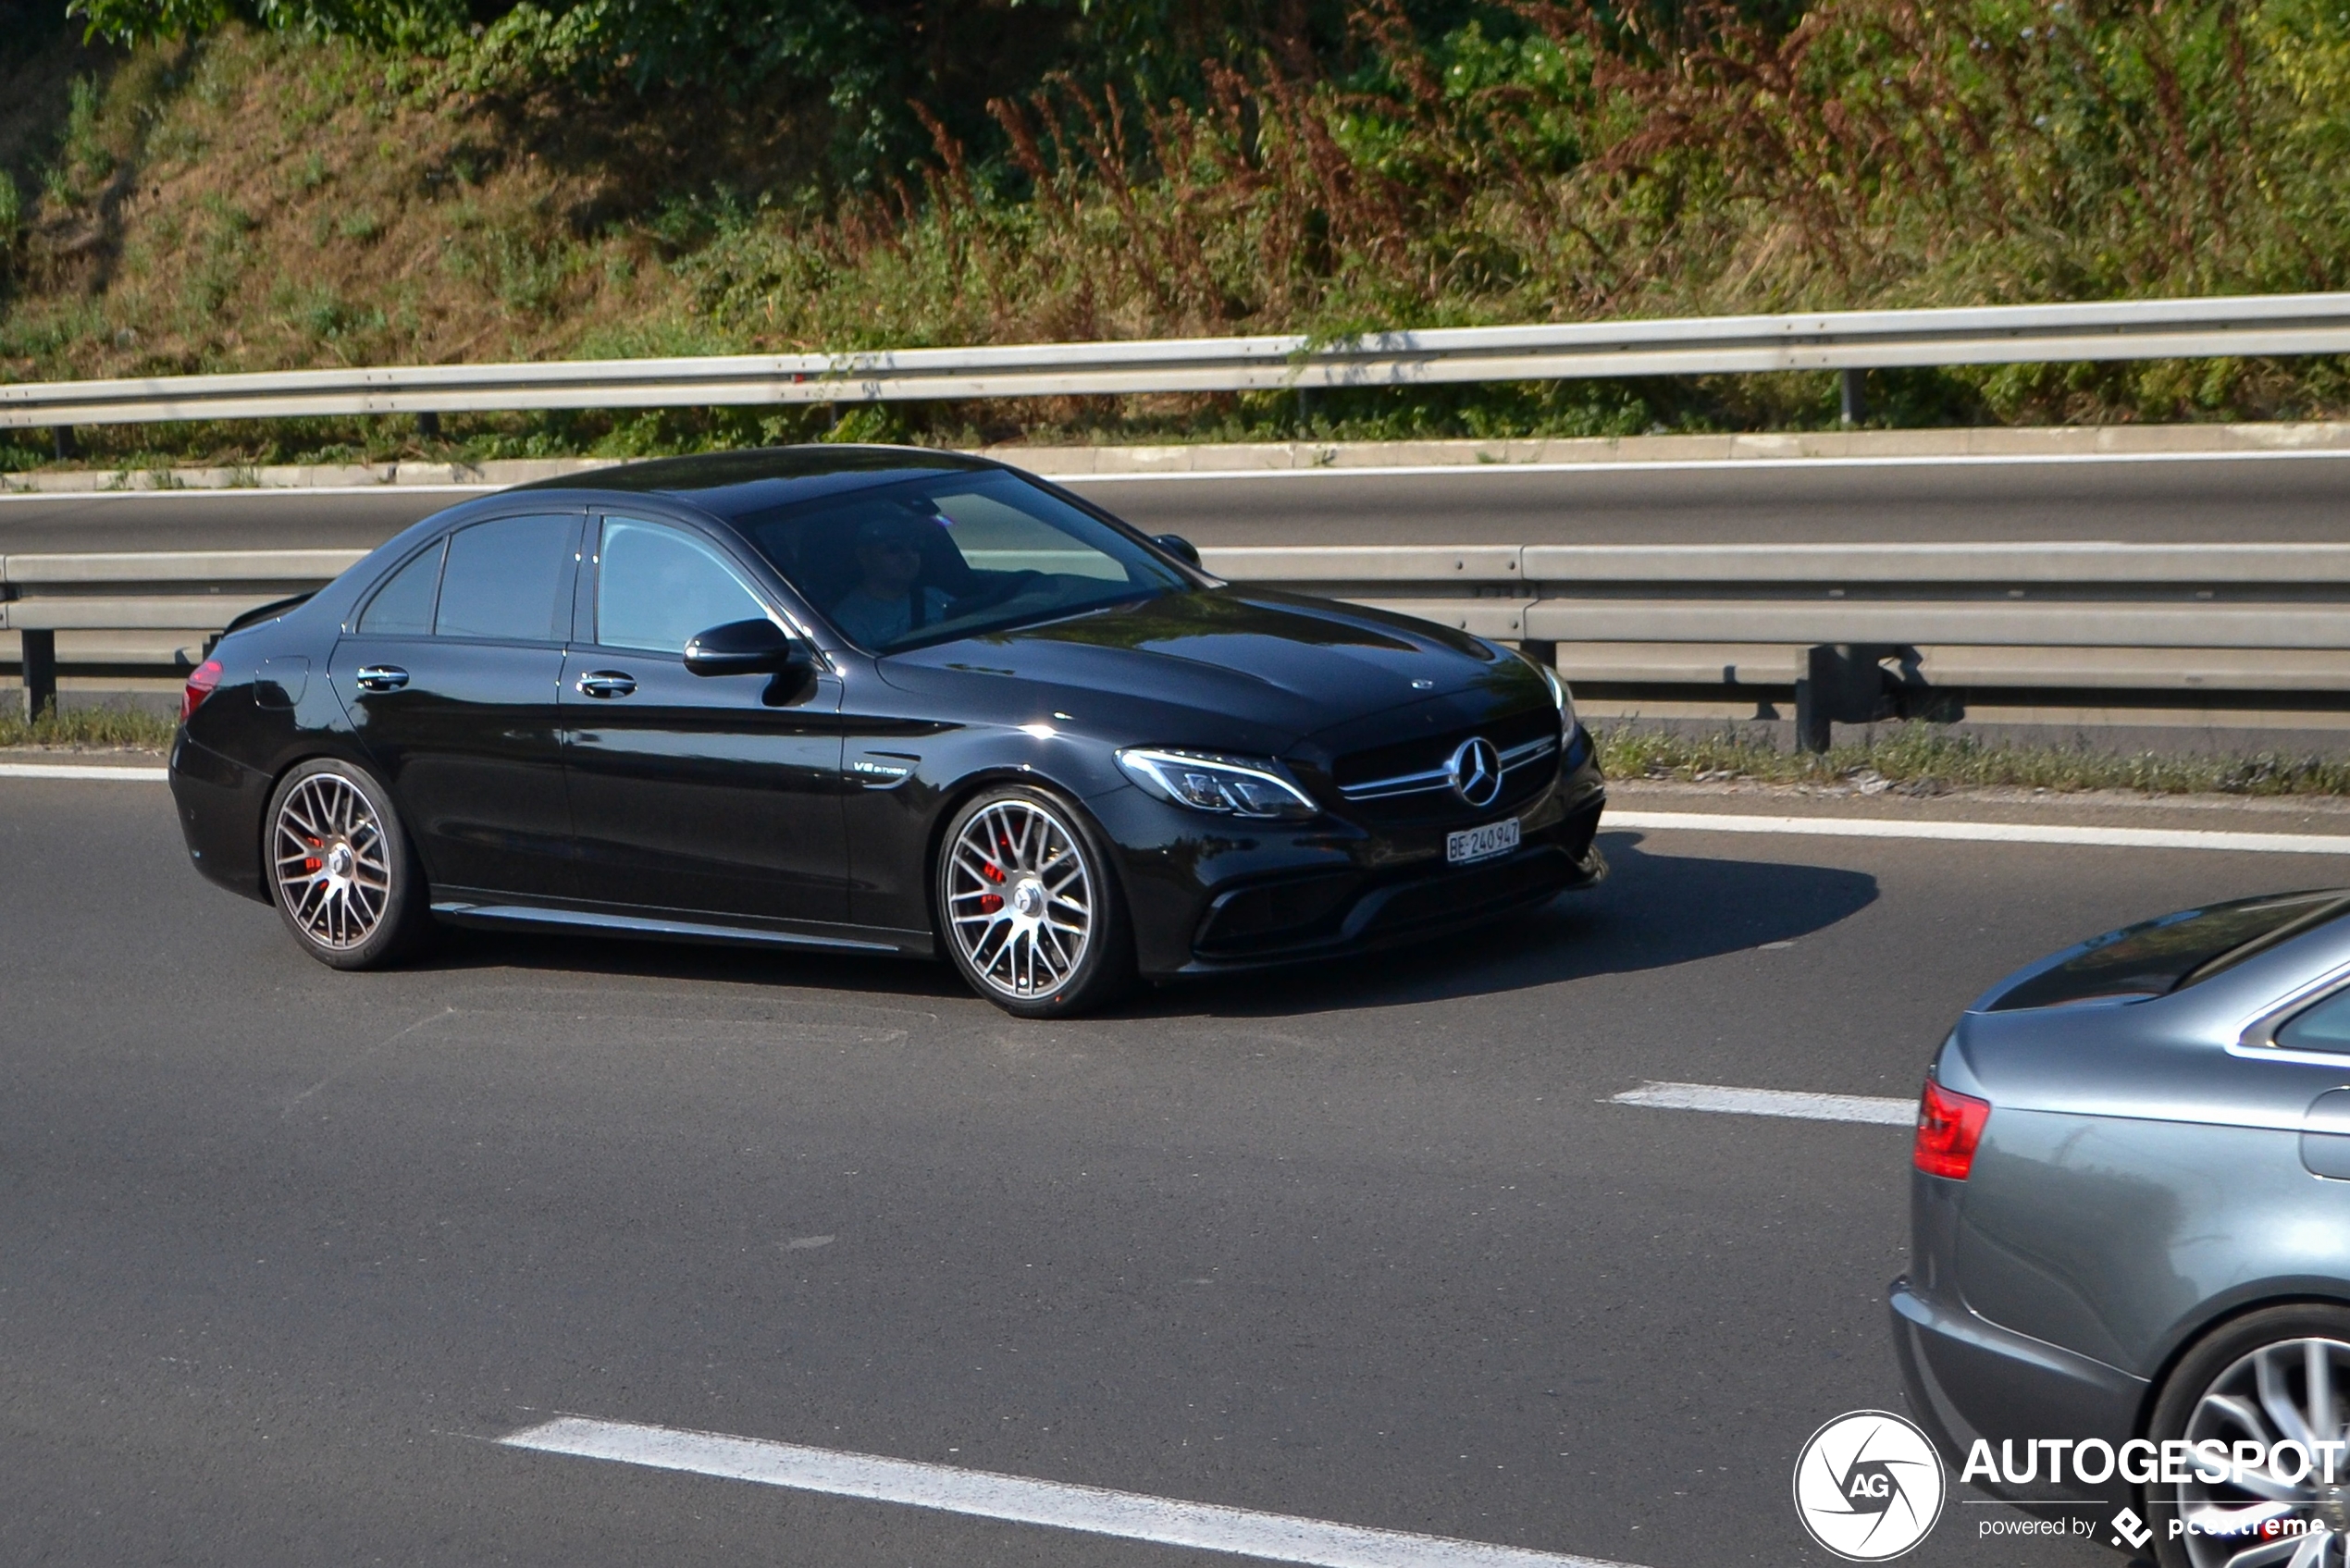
[
  {"xmin": 944, "ymin": 797, "xmax": 1094, "ymax": 999},
  {"xmin": 272, "ymin": 772, "xmax": 393, "ymax": 950},
  {"xmin": 2178, "ymin": 1337, "xmax": 2350, "ymax": 1568}
]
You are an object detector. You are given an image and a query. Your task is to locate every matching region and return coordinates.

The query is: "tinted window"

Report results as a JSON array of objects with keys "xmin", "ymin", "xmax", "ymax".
[
  {"xmin": 435, "ymin": 515, "xmax": 575, "ymax": 642},
  {"xmin": 357, "ymin": 540, "xmax": 444, "ymax": 635},
  {"xmin": 1988, "ymin": 892, "xmax": 2350, "ymax": 1011},
  {"xmin": 2279, "ymin": 989, "xmax": 2350, "ymax": 1055},
  {"xmin": 736, "ymin": 470, "xmax": 1188, "ymax": 652},
  {"xmin": 596, "ymin": 518, "xmax": 772, "ymax": 654}
]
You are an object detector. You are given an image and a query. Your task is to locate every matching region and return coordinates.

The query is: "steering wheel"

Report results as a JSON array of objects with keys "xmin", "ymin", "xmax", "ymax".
[{"xmin": 946, "ymin": 570, "xmax": 1044, "ymax": 618}]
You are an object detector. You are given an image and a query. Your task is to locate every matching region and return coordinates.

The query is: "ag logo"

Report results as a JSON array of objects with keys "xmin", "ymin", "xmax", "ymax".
[{"xmin": 1792, "ymin": 1410, "xmax": 1947, "ymax": 1561}]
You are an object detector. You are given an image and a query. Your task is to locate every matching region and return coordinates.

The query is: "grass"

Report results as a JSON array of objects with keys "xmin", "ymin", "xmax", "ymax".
[
  {"xmin": 8, "ymin": 3, "xmax": 2350, "ymax": 472},
  {"xmin": 1596, "ymin": 724, "xmax": 2350, "ymax": 799},
  {"xmin": 0, "ymin": 704, "xmax": 177, "ymax": 749}
]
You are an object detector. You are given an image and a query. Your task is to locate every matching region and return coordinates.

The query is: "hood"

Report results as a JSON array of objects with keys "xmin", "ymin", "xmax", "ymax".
[{"xmin": 874, "ymin": 587, "xmax": 1527, "ymax": 749}]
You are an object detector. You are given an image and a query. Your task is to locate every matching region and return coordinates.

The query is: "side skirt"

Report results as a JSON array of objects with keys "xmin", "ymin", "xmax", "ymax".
[{"xmin": 430, "ymin": 898, "xmax": 931, "ymax": 957}]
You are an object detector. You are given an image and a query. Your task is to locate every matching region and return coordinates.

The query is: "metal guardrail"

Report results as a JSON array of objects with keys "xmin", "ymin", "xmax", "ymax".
[
  {"xmin": 9, "ymin": 543, "xmax": 2350, "ymax": 744},
  {"xmin": 8, "ymin": 294, "xmax": 2350, "ymax": 428}
]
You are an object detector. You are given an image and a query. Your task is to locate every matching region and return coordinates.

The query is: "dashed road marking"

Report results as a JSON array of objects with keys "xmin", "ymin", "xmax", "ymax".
[
  {"xmin": 499, "ymin": 1416, "xmax": 1640, "ymax": 1568},
  {"xmin": 1611, "ymin": 1080, "xmax": 1915, "ymax": 1126}
]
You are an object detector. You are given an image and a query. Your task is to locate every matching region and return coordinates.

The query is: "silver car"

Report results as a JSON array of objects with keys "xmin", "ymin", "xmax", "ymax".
[{"xmin": 1893, "ymin": 890, "xmax": 2350, "ymax": 1567}]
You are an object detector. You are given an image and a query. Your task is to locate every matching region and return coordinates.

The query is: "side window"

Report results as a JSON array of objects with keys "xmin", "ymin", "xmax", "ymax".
[
  {"xmin": 435, "ymin": 515, "xmax": 575, "ymax": 642},
  {"xmin": 357, "ymin": 539, "xmax": 444, "ymax": 634},
  {"xmin": 2278, "ymin": 989, "xmax": 2350, "ymax": 1055},
  {"xmin": 596, "ymin": 517, "xmax": 772, "ymax": 654}
]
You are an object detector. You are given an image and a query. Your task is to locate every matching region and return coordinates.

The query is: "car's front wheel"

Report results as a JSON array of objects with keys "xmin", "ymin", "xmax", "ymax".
[
  {"xmin": 936, "ymin": 784, "xmax": 1133, "ymax": 1018},
  {"xmin": 266, "ymin": 758, "xmax": 433, "ymax": 969},
  {"xmin": 2146, "ymin": 1303, "xmax": 2350, "ymax": 1568}
]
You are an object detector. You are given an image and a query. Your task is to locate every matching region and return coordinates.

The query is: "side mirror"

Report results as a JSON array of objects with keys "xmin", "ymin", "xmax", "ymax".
[
  {"xmin": 1152, "ymin": 533, "xmax": 1203, "ymax": 568},
  {"xmin": 683, "ymin": 618, "xmax": 807, "ymax": 677}
]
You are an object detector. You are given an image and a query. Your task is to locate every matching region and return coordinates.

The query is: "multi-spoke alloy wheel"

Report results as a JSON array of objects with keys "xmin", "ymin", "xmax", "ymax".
[
  {"xmin": 266, "ymin": 760, "xmax": 428, "ymax": 969},
  {"xmin": 274, "ymin": 772, "xmax": 392, "ymax": 948},
  {"xmin": 2172, "ymin": 1339, "xmax": 2350, "ymax": 1568},
  {"xmin": 946, "ymin": 796, "xmax": 1093, "ymax": 997},
  {"xmin": 2154, "ymin": 1310, "xmax": 2350, "ymax": 1568},
  {"xmin": 937, "ymin": 788, "xmax": 1132, "ymax": 1017}
]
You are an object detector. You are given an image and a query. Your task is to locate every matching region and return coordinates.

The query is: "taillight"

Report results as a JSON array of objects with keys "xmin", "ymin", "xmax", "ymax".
[
  {"xmin": 180, "ymin": 659, "xmax": 224, "ymax": 722},
  {"xmin": 1913, "ymin": 1078, "xmax": 1991, "ymax": 1179}
]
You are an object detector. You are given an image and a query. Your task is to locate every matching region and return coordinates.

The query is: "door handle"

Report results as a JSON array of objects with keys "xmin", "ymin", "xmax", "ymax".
[
  {"xmin": 353, "ymin": 664, "xmax": 409, "ymax": 692},
  {"xmin": 576, "ymin": 671, "xmax": 637, "ymax": 698}
]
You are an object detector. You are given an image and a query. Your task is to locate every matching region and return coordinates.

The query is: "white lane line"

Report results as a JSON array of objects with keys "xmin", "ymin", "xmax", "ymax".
[
  {"xmin": 1065, "ymin": 448, "xmax": 2350, "ymax": 483},
  {"xmin": 1611, "ymin": 1080, "xmax": 1915, "ymax": 1126},
  {"xmin": 1608, "ymin": 809, "xmax": 2350, "ymax": 857},
  {"xmin": 7, "ymin": 444, "xmax": 2350, "ymax": 502},
  {"xmin": 499, "ymin": 1416, "xmax": 1637, "ymax": 1568},
  {"xmin": 0, "ymin": 761, "xmax": 168, "ymax": 781},
  {"xmin": 0, "ymin": 484, "xmax": 496, "ymax": 501}
]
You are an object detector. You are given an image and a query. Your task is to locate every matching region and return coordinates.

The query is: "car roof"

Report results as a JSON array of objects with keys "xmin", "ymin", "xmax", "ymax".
[
  {"xmin": 510, "ymin": 444, "xmax": 996, "ymax": 522},
  {"xmin": 1983, "ymin": 890, "xmax": 2350, "ymax": 1011}
]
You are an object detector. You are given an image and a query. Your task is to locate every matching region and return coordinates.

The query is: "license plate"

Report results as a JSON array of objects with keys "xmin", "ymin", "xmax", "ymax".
[{"xmin": 1447, "ymin": 816, "xmax": 1520, "ymax": 865}]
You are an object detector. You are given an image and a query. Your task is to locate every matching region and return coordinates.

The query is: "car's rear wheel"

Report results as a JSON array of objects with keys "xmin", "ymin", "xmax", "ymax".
[
  {"xmin": 266, "ymin": 759, "xmax": 432, "ymax": 970},
  {"xmin": 2147, "ymin": 1303, "xmax": 2350, "ymax": 1568},
  {"xmin": 937, "ymin": 784, "xmax": 1133, "ymax": 1018}
]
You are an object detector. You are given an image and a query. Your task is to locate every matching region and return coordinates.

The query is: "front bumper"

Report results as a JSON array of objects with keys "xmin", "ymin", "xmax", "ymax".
[{"xmin": 1100, "ymin": 740, "xmax": 1607, "ymax": 978}]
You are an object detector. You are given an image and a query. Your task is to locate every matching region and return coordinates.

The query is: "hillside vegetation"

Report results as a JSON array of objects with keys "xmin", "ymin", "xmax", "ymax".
[{"xmin": 5, "ymin": 0, "xmax": 2350, "ymax": 470}]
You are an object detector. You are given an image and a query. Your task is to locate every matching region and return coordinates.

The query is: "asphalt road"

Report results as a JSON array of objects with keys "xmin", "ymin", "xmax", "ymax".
[
  {"xmin": 5, "ymin": 451, "xmax": 2350, "ymax": 555},
  {"xmin": 6, "ymin": 774, "xmax": 2335, "ymax": 1566}
]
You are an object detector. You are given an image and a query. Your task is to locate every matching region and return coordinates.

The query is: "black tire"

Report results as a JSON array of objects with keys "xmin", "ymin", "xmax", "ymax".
[
  {"xmin": 2144, "ymin": 1302, "xmax": 2350, "ymax": 1568},
  {"xmin": 264, "ymin": 758, "xmax": 434, "ymax": 970},
  {"xmin": 935, "ymin": 784, "xmax": 1135, "ymax": 1019}
]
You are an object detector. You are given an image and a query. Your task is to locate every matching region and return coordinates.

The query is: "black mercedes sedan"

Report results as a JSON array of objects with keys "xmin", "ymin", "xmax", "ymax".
[{"xmin": 167, "ymin": 446, "xmax": 1607, "ymax": 1016}]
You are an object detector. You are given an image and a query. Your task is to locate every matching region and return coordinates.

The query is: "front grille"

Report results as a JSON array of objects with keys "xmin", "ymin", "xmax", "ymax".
[
  {"xmin": 1343, "ymin": 710, "xmax": 1560, "ymax": 799},
  {"xmin": 1329, "ymin": 706, "xmax": 1558, "ymax": 793},
  {"xmin": 1320, "ymin": 706, "xmax": 1561, "ymax": 824}
]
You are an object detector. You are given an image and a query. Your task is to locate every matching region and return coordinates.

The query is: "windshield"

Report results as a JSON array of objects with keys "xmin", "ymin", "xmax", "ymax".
[
  {"xmin": 732, "ymin": 469, "xmax": 1193, "ymax": 652},
  {"xmin": 1985, "ymin": 890, "xmax": 2350, "ymax": 1011}
]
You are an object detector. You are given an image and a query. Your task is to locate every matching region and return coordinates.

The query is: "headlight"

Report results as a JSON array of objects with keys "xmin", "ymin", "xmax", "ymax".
[
  {"xmin": 1116, "ymin": 748, "xmax": 1318, "ymax": 821},
  {"xmin": 1525, "ymin": 653, "xmax": 1577, "ymax": 732}
]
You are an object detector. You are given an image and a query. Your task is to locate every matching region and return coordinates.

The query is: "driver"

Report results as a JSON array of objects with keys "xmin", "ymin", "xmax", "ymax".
[{"xmin": 831, "ymin": 512, "xmax": 957, "ymax": 647}]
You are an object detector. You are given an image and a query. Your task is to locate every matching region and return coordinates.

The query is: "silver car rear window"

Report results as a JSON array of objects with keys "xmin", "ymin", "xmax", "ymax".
[{"xmin": 1986, "ymin": 891, "xmax": 2350, "ymax": 1012}]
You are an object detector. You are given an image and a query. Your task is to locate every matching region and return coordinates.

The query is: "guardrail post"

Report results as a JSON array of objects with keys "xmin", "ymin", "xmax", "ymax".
[
  {"xmin": 1795, "ymin": 647, "xmax": 1833, "ymax": 752},
  {"xmin": 1796, "ymin": 643, "xmax": 1948, "ymax": 751},
  {"xmin": 53, "ymin": 426, "xmax": 79, "ymax": 462},
  {"xmin": 416, "ymin": 412, "xmax": 441, "ymax": 439},
  {"xmin": 20, "ymin": 629, "xmax": 56, "ymax": 722},
  {"xmin": 1838, "ymin": 369, "xmax": 1866, "ymax": 427}
]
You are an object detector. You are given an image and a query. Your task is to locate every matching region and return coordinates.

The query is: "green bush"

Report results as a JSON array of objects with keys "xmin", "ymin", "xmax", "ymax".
[{"xmin": 21, "ymin": 1, "xmax": 2350, "ymax": 458}]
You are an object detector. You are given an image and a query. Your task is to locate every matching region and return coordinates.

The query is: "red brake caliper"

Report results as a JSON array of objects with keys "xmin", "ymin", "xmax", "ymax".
[
  {"xmin": 978, "ymin": 856, "xmax": 1005, "ymax": 913},
  {"xmin": 303, "ymin": 835, "xmax": 324, "ymax": 874}
]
